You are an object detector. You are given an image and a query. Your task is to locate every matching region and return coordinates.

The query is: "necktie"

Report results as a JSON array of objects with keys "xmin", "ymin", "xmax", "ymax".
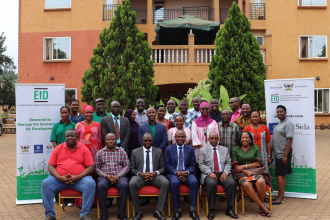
[
  {"xmin": 178, "ymin": 147, "xmax": 184, "ymax": 171},
  {"xmin": 115, "ymin": 117, "xmax": 120, "ymax": 139},
  {"xmin": 145, "ymin": 151, "xmax": 150, "ymax": 172},
  {"xmin": 213, "ymin": 147, "xmax": 219, "ymax": 173}
]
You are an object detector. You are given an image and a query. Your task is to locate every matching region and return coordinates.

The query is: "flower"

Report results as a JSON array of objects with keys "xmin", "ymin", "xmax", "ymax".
[{"xmin": 246, "ymin": 176, "xmax": 254, "ymax": 181}]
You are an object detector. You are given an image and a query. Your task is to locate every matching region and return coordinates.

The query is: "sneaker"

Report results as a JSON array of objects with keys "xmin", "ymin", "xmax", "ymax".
[
  {"xmin": 80, "ymin": 215, "xmax": 92, "ymax": 220},
  {"xmin": 67, "ymin": 203, "xmax": 74, "ymax": 207},
  {"xmin": 44, "ymin": 215, "xmax": 56, "ymax": 220}
]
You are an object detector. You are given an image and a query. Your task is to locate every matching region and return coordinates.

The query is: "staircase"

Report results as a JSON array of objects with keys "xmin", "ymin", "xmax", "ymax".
[{"xmin": 3, "ymin": 114, "xmax": 16, "ymax": 134}]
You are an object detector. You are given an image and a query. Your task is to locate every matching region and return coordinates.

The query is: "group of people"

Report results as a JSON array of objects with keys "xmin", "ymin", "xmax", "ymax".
[{"xmin": 42, "ymin": 96, "xmax": 294, "ymax": 220}]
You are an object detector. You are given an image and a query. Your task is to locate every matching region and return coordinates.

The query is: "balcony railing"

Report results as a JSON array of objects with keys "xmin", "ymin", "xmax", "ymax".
[
  {"xmin": 219, "ymin": 8, "xmax": 229, "ymax": 24},
  {"xmin": 250, "ymin": 3, "xmax": 266, "ymax": 20},
  {"xmin": 152, "ymin": 7, "xmax": 214, "ymax": 24},
  {"xmin": 103, "ymin": 5, "xmax": 147, "ymax": 23},
  {"xmin": 134, "ymin": 9, "xmax": 147, "ymax": 24},
  {"xmin": 195, "ymin": 48, "xmax": 216, "ymax": 63},
  {"xmin": 151, "ymin": 46, "xmax": 189, "ymax": 63}
]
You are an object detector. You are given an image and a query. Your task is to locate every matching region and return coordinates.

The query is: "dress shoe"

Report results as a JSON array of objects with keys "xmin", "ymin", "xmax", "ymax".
[
  {"xmin": 140, "ymin": 197, "xmax": 150, "ymax": 206},
  {"xmin": 133, "ymin": 212, "xmax": 143, "ymax": 220},
  {"xmin": 225, "ymin": 209, "xmax": 238, "ymax": 219},
  {"xmin": 208, "ymin": 210, "xmax": 215, "ymax": 220},
  {"xmin": 100, "ymin": 215, "xmax": 108, "ymax": 220},
  {"xmin": 218, "ymin": 195, "xmax": 226, "ymax": 202},
  {"xmin": 172, "ymin": 210, "xmax": 182, "ymax": 220},
  {"xmin": 153, "ymin": 211, "xmax": 166, "ymax": 220},
  {"xmin": 106, "ymin": 199, "xmax": 113, "ymax": 208},
  {"xmin": 189, "ymin": 210, "xmax": 199, "ymax": 220},
  {"xmin": 117, "ymin": 214, "xmax": 127, "ymax": 220},
  {"xmin": 44, "ymin": 215, "xmax": 56, "ymax": 220}
]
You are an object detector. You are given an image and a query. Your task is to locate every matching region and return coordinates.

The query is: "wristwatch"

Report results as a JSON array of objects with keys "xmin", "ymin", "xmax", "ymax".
[
  {"xmin": 268, "ymin": 155, "xmax": 271, "ymax": 158},
  {"xmin": 224, "ymin": 172, "xmax": 229, "ymax": 175}
]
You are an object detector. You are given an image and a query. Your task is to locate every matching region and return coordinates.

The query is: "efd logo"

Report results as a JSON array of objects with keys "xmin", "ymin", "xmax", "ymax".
[
  {"xmin": 271, "ymin": 94, "xmax": 279, "ymax": 103},
  {"xmin": 34, "ymin": 145, "xmax": 43, "ymax": 153},
  {"xmin": 34, "ymin": 88, "xmax": 48, "ymax": 103}
]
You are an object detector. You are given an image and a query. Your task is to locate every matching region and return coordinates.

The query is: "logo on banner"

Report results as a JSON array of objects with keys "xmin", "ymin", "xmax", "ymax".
[
  {"xmin": 20, "ymin": 145, "xmax": 30, "ymax": 153},
  {"xmin": 284, "ymin": 84, "xmax": 293, "ymax": 91},
  {"xmin": 34, "ymin": 88, "xmax": 48, "ymax": 103},
  {"xmin": 268, "ymin": 123, "xmax": 278, "ymax": 135},
  {"xmin": 34, "ymin": 145, "xmax": 43, "ymax": 153},
  {"xmin": 46, "ymin": 144, "xmax": 54, "ymax": 153},
  {"xmin": 271, "ymin": 94, "xmax": 279, "ymax": 103},
  {"xmin": 296, "ymin": 123, "xmax": 310, "ymax": 130}
]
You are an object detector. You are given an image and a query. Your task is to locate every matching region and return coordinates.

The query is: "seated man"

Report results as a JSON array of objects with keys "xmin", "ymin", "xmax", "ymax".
[
  {"xmin": 95, "ymin": 133, "xmax": 130, "ymax": 220},
  {"xmin": 41, "ymin": 129, "xmax": 95, "ymax": 220},
  {"xmin": 129, "ymin": 133, "xmax": 169, "ymax": 220},
  {"xmin": 199, "ymin": 132, "xmax": 238, "ymax": 219},
  {"xmin": 165, "ymin": 130, "xmax": 199, "ymax": 220}
]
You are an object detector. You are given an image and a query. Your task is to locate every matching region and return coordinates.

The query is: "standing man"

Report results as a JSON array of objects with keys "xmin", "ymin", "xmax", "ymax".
[
  {"xmin": 135, "ymin": 98, "xmax": 148, "ymax": 125},
  {"xmin": 272, "ymin": 105, "xmax": 294, "ymax": 205},
  {"xmin": 165, "ymin": 130, "xmax": 199, "ymax": 220},
  {"xmin": 69, "ymin": 99, "xmax": 85, "ymax": 124},
  {"xmin": 218, "ymin": 109, "xmax": 241, "ymax": 158},
  {"xmin": 95, "ymin": 133, "xmax": 130, "ymax": 220},
  {"xmin": 199, "ymin": 132, "xmax": 238, "ymax": 219},
  {"xmin": 188, "ymin": 97, "xmax": 201, "ymax": 117},
  {"xmin": 229, "ymin": 97, "xmax": 241, "ymax": 122},
  {"xmin": 233, "ymin": 103, "xmax": 252, "ymax": 131},
  {"xmin": 129, "ymin": 133, "xmax": 169, "ymax": 220},
  {"xmin": 101, "ymin": 101, "xmax": 130, "ymax": 153},
  {"xmin": 41, "ymin": 129, "xmax": 95, "ymax": 220},
  {"xmin": 138, "ymin": 108, "xmax": 168, "ymax": 151},
  {"xmin": 165, "ymin": 100, "xmax": 177, "ymax": 120},
  {"xmin": 92, "ymin": 98, "xmax": 110, "ymax": 123},
  {"xmin": 209, "ymin": 99, "xmax": 222, "ymax": 123},
  {"xmin": 171, "ymin": 99, "xmax": 199, "ymax": 129}
]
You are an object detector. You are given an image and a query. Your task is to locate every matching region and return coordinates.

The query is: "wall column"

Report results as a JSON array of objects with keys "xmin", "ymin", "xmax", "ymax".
[
  {"xmin": 245, "ymin": 0, "xmax": 250, "ymax": 19},
  {"xmin": 147, "ymin": 0, "xmax": 152, "ymax": 25},
  {"xmin": 188, "ymin": 33, "xmax": 195, "ymax": 64},
  {"xmin": 264, "ymin": 33, "xmax": 273, "ymax": 79},
  {"xmin": 118, "ymin": 0, "xmax": 123, "ymax": 5},
  {"xmin": 238, "ymin": 0, "xmax": 243, "ymax": 13},
  {"xmin": 214, "ymin": 0, "xmax": 220, "ymax": 22}
]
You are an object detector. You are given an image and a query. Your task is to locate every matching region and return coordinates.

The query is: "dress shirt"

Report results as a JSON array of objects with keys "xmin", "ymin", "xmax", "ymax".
[
  {"xmin": 94, "ymin": 146, "xmax": 130, "ymax": 177},
  {"xmin": 176, "ymin": 144, "xmax": 186, "ymax": 171},
  {"xmin": 141, "ymin": 146, "xmax": 159, "ymax": 175},
  {"xmin": 111, "ymin": 114, "xmax": 121, "ymax": 144},
  {"xmin": 188, "ymin": 108, "xmax": 201, "ymax": 117},
  {"xmin": 170, "ymin": 112, "xmax": 199, "ymax": 129},
  {"xmin": 149, "ymin": 122, "xmax": 156, "ymax": 139},
  {"xmin": 135, "ymin": 109, "xmax": 148, "ymax": 125},
  {"xmin": 231, "ymin": 108, "xmax": 241, "ymax": 122},
  {"xmin": 165, "ymin": 111, "xmax": 177, "ymax": 120},
  {"xmin": 210, "ymin": 145, "xmax": 223, "ymax": 173}
]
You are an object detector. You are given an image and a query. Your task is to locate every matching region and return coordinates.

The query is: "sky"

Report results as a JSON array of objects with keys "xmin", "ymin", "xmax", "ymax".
[{"xmin": 0, "ymin": 0, "xmax": 19, "ymax": 68}]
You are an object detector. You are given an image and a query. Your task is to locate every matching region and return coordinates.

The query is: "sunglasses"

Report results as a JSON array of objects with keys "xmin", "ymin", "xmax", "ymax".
[
  {"xmin": 229, "ymin": 101, "xmax": 238, "ymax": 104},
  {"xmin": 201, "ymin": 108, "xmax": 209, "ymax": 111},
  {"xmin": 143, "ymin": 139, "xmax": 153, "ymax": 142}
]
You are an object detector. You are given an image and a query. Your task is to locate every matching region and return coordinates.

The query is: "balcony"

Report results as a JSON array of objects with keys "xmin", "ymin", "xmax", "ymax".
[
  {"xmin": 152, "ymin": 7, "xmax": 215, "ymax": 24},
  {"xmin": 103, "ymin": 4, "xmax": 147, "ymax": 24},
  {"xmin": 219, "ymin": 8, "xmax": 230, "ymax": 23},
  {"xmin": 250, "ymin": 3, "xmax": 266, "ymax": 20}
]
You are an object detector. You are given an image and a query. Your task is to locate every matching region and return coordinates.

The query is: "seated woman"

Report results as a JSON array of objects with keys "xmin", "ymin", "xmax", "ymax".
[{"xmin": 232, "ymin": 131, "xmax": 272, "ymax": 217}]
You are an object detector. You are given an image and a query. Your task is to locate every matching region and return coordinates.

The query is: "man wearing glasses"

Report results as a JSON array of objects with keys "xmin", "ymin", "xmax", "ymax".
[{"xmin": 229, "ymin": 97, "xmax": 241, "ymax": 122}]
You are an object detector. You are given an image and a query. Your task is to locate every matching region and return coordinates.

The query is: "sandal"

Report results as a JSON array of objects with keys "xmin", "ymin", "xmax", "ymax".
[
  {"xmin": 272, "ymin": 198, "xmax": 284, "ymax": 205},
  {"xmin": 265, "ymin": 207, "xmax": 272, "ymax": 217},
  {"xmin": 259, "ymin": 208, "xmax": 266, "ymax": 216}
]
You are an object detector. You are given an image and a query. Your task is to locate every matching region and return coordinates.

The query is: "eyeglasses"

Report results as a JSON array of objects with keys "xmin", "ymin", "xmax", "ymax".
[
  {"xmin": 229, "ymin": 101, "xmax": 238, "ymax": 104},
  {"xmin": 201, "ymin": 108, "xmax": 209, "ymax": 111},
  {"xmin": 143, "ymin": 139, "xmax": 153, "ymax": 142}
]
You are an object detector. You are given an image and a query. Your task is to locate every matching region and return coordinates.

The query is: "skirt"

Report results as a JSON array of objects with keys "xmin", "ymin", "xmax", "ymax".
[
  {"xmin": 275, "ymin": 148, "xmax": 292, "ymax": 176},
  {"xmin": 239, "ymin": 174, "xmax": 265, "ymax": 185}
]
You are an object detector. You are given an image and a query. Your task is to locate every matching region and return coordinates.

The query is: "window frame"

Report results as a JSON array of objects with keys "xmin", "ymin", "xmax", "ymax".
[
  {"xmin": 256, "ymin": 36, "xmax": 264, "ymax": 45},
  {"xmin": 298, "ymin": 0, "xmax": 327, "ymax": 6},
  {"xmin": 44, "ymin": 0, "xmax": 71, "ymax": 9},
  {"xmin": 299, "ymin": 35, "xmax": 328, "ymax": 59},
  {"xmin": 314, "ymin": 88, "xmax": 330, "ymax": 113},
  {"xmin": 43, "ymin": 37, "xmax": 71, "ymax": 61},
  {"xmin": 65, "ymin": 88, "xmax": 77, "ymax": 104}
]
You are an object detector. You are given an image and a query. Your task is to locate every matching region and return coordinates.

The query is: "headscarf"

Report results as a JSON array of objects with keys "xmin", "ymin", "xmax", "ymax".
[
  {"xmin": 194, "ymin": 102, "xmax": 214, "ymax": 127},
  {"xmin": 84, "ymin": 105, "xmax": 94, "ymax": 113},
  {"xmin": 124, "ymin": 109, "xmax": 140, "ymax": 159},
  {"xmin": 124, "ymin": 109, "xmax": 135, "ymax": 123}
]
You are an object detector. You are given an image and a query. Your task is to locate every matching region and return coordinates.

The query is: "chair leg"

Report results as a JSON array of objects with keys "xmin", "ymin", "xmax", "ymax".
[
  {"xmin": 205, "ymin": 193, "xmax": 209, "ymax": 217},
  {"xmin": 62, "ymin": 198, "xmax": 65, "ymax": 212},
  {"xmin": 197, "ymin": 191, "xmax": 199, "ymax": 216},
  {"xmin": 235, "ymin": 193, "xmax": 237, "ymax": 215},
  {"xmin": 200, "ymin": 188, "xmax": 203, "ymax": 208},
  {"xmin": 241, "ymin": 187, "xmax": 245, "ymax": 215},
  {"xmin": 269, "ymin": 189, "xmax": 272, "ymax": 212},
  {"xmin": 127, "ymin": 196, "xmax": 130, "ymax": 219},
  {"xmin": 168, "ymin": 193, "xmax": 171, "ymax": 217},
  {"xmin": 132, "ymin": 201, "xmax": 135, "ymax": 216},
  {"xmin": 97, "ymin": 199, "xmax": 100, "ymax": 220},
  {"xmin": 59, "ymin": 196, "xmax": 61, "ymax": 220}
]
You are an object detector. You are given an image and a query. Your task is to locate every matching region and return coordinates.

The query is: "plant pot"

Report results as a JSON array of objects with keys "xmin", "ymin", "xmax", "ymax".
[
  {"xmin": 320, "ymin": 123, "xmax": 326, "ymax": 130},
  {"xmin": 141, "ymin": 20, "xmax": 146, "ymax": 24}
]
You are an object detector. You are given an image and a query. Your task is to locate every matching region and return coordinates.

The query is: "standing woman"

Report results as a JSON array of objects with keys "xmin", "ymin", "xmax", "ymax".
[
  {"xmin": 167, "ymin": 115, "xmax": 192, "ymax": 146},
  {"xmin": 74, "ymin": 105, "xmax": 102, "ymax": 208},
  {"xmin": 156, "ymin": 105, "xmax": 173, "ymax": 131},
  {"xmin": 191, "ymin": 102, "xmax": 219, "ymax": 183},
  {"xmin": 243, "ymin": 109, "xmax": 272, "ymax": 171},
  {"xmin": 124, "ymin": 109, "xmax": 140, "ymax": 159}
]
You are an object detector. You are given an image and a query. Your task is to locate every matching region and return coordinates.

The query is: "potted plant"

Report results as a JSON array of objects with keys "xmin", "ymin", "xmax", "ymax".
[
  {"xmin": 1, "ymin": 113, "xmax": 8, "ymax": 123},
  {"xmin": 10, "ymin": 106, "xmax": 16, "ymax": 114},
  {"xmin": 141, "ymin": 19, "xmax": 146, "ymax": 24}
]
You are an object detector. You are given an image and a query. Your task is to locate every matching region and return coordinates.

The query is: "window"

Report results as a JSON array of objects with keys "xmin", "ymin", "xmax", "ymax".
[
  {"xmin": 256, "ymin": 36, "xmax": 264, "ymax": 45},
  {"xmin": 315, "ymin": 89, "xmax": 329, "ymax": 113},
  {"xmin": 45, "ymin": 0, "xmax": 71, "ymax": 9},
  {"xmin": 44, "ymin": 37, "xmax": 71, "ymax": 61},
  {"xmin": 298, "ymin": 0, "xmax": 327, "ymax": 6},
  {"xmin": 65, "ymin": 88, "xmax": 77, "ymax": 105},
  {"xmin": 300, "ymin": 36, "xmax": 327, "ymax": 58}
]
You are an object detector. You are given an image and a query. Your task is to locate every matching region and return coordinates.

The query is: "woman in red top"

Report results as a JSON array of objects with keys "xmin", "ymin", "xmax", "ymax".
[
  {"xmin": 243, "ymin": 109, "xmax": 272, "ymax": 171},
  {"xmin": 156, "ymin": 105, "xmax": 173, "ymax": 131}
]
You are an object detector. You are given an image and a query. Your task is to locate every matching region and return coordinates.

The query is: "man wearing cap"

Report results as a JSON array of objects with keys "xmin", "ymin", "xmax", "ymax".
[{"xmin": 92, "ymin": 98, "xmax": 110, "ymax": 123}]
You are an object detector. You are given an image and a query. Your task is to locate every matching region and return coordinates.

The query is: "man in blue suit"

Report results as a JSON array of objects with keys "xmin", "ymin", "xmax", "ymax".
[{"xmin": 165, "ymin": 130, "xmax": 199, "ymax": 220}]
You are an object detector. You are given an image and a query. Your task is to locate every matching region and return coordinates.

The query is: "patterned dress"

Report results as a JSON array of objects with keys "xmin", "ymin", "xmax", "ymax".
[{"xmin": 233, "ymin": 115, "xmax": 252, "ymax": 131}]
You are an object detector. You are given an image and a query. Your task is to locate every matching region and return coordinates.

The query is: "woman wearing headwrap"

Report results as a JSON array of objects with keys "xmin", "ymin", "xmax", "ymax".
[
  {"xmin": 74, "ymin": 105, "xmax": 102, "ymax": 208},
  {"xmin": 124, "ymin": 109, "xmax": 139, "ymax": 159},
  {"xmin": 192, "ymin": 102, "xmax": 220, "ymax": 183}
]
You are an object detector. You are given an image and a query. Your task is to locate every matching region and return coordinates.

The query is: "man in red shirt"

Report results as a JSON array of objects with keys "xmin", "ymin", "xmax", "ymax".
[{"xmin": 41, "ymin": 129, "xmax": 95, "ymax": 220}]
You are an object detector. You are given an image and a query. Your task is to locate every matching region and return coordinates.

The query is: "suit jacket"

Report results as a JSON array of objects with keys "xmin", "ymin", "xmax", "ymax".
[
  {"xmin": 138, "ymin": 122, "xmax": 168, "ymax": 150},
  {"xmin": 130, "ymin": 146, "xmax": 165, "ymax": 176},
  {"xmin": 165, "ymin": 144, "xmax": 196, "ymax": 175},
  {"xmin": 101, "ymin": 114, "xmax": 130, "ymax": 152},
  {"xmin": 198, "ymin": 145, "xmax": 232, "ymax": 185}
]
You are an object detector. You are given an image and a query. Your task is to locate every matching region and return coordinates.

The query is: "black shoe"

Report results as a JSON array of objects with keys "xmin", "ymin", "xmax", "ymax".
[
  {"xmin": 133, "ymin": 212, "xmax": 143, "ymax": 220},
  {"xmin": 117, "ymin": 214, "xmax": 127, "ymax": 220},
  {"xmin": 172, "ymin": 210, "xmax": 182, "ymax": 220},
  {"xmin": 106, "ymin": 198, "xmax": 113, "ymax": 208},
  {"xmin": 153, "ymin": 211, "xmax": 166, "ymax": 220},
  {"xmin": 225, "ymin": 209, "xmax": 238, "ymax": 219},
  {"xmin": 189, "ymin": 210, "xmax": 199, "ymax": 220},
  {"xmin": 218, "ymin": 195, "xmax": 226, "ymax": 202},
  {"xmin": 100, "ymin": 215, "xmax": 108, "ymax": 220},
  {"xmin": 184, "ymin": 195, "xmax": 190, "ymax": 204},
  {"xmin": 140, "ymin": 197, "xmax": 150, "ymax": 206},
  {"xmin": 208, "ymin": 210, "xmax": 215, "ymax": 220}
]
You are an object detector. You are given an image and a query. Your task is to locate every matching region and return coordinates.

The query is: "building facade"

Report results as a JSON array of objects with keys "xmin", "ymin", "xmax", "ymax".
[{"xmin": 18, "ymin": 0, "xmax": 329, "ymax": 125}]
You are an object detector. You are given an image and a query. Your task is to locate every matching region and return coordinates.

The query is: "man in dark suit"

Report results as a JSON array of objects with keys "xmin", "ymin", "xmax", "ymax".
[
  {"xmin": 129, "ymin": 133, "xmax": 169, "ymax": 220},
  {"xmin": 165, "ymin": 130, "xmax": 199, "ymax": 220},
  {"xmin": 199, "ymin": 132, "xmax": 238, "ymax": 219},
  {"xmin": 101, "ymin": 101, "xmax": 130, "ymax": 152},
  {"xmin": 138, "ymin": 108, "xmax": 168, "ymax": 151}
]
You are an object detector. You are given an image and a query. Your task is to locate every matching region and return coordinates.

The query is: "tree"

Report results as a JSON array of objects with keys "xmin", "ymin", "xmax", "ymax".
[
  {"xmin": 0, "ymin": 32, "xmax": 12, "ymax": 76},
  {"xmin": 208, "ymin": 2, "xmax": 266, "ymax": 110},
  {"xmin": 0, "ymin": 75, "xmax": 15, "ymax": 108},
  {"xmin": 81, "ymin": 0, "xmax": 158, "ymax": 112},
  {"xmin": 1, "ymin": 60, "xmax": 17, "ymax": 81}
]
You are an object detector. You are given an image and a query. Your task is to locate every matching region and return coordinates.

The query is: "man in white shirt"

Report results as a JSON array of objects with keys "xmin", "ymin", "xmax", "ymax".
[
  {"xmin": 165, "ymin": 100, "xmax": 177, "ymax": 120},
  {"xmin": 188, "ymin": 97, "xmax": 201, "ymax": 117}
]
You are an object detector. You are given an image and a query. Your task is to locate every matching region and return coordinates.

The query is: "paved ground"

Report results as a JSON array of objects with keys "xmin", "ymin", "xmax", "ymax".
[{"xmin": 0, "ymin": 130, "xmax": 329, "ymax": 220}]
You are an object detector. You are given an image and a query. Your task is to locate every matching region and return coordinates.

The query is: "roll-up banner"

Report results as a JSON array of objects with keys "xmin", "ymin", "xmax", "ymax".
[
  {"xmin": 264, "ymin": 78, "xmax": 317, "ymax": 199},
  {"xmin": 16, "ymin": 84, "xmax": 65, "ymax": 204}
]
